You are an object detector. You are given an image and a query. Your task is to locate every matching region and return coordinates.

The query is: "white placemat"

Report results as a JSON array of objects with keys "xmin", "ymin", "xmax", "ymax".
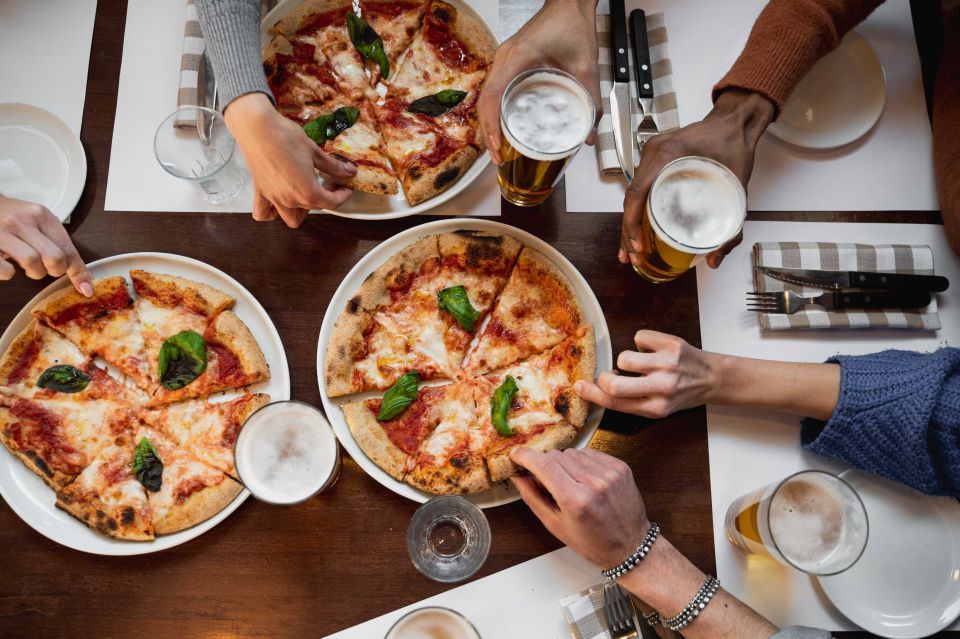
[
  {"xmin": 105, "ymin": 0, "xmax": 500, "ymax": 216},
  {"xmin": 697, "ymin": 221, "xmax": 960, "ymax": 631},
  {"xmin": 565, "ymin": 0, "xmax": 938, "ymax": 213}
]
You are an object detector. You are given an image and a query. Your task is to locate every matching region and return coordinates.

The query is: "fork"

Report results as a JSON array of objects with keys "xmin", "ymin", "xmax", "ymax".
[
  {"xmin": 603, "ymin": 583, "xmax": 640, "ymax": 639},
  {"xmin": 747, "ymin": 289, "xmax": 931, "ymax": 314}
]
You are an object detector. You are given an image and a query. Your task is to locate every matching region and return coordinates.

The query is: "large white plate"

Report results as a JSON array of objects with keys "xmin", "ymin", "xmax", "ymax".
[
  {"xmin": 818, "ymin": 469, "xmax": 960, "ymax": 638},
  {"xmin": 0, "ymin": 253, "xmax": 291, "ymax": 555},
  {"xmin": 0, "ymin": 103, "xmax": 87, "ymax": 222},
  {"xmin": 316, "ymin": 219, "xmax": 612, "ymax": 508},
  {"xmin": 767, "ymin": 31, "xmax": 886, "ymax": 150},
  {"xmin": 261, "ymin": 0, "xmax": 497, "ymax": 220}
]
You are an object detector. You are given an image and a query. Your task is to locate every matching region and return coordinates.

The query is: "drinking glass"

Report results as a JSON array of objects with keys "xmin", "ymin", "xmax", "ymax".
[
  {"xmin": 406, "ymin": 496, "xmax": 491, "ymax": 583},
  {"xmin": 385, "ymin": 607, "xmax": 480, "ymax": 639},
  {"xmin": 154, "ymin": 106, "xmax": 245, "ymax": 204}
]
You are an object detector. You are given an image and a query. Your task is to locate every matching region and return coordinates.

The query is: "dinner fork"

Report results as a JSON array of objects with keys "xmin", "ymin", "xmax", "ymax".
[
  {"xmin": 747, "ymin": 289, "xmax": 931, "ymax": 314},
  {"xmin": 603, "ymin": 583, "xmax": 640, "ymax": 639}
]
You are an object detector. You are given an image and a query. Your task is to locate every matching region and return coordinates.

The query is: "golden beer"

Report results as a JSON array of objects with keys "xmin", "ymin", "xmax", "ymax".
[
  {"xmin": 497, "ymin": 69, "xmax": 595, "ymax": 207},
  {"xmin": 633, "ymin": 156, "xmax": 746, "ymax": 283}
]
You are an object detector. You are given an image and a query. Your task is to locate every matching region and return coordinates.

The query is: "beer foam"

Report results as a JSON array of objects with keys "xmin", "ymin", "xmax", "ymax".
[
  {"xmin": 650, "ymin": 158, "xmax": 745, "ymax": 251},
  {"xmin": 387, "ymin": 608, "xmax": 478, "ymax": 639},
  {"xmin": 502, "ymin": 71, "xmax": 593, "ymax": 160}
]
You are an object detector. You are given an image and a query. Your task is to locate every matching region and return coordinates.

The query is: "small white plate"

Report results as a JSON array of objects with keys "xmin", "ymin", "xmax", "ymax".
[
  {"xmin": 315, "ymin": 219, "xmax": 613, "ymax": 508},
  {"xmin": 0, "ymin": 253, "xmax": 291, "ymax": 555},
  {"xmin": 767, "ymin": 31, "xmax": 886, "ymax": 150},
  {"xmin": 0, "ymin": 103, "xmax": 87, "ymax": 222},
  {"xmin": 261, "ymin": 0, "xmax": 497, "ymax": 220},
  {"xmin": 818, "ymin": 469, "xmax": 960, "ymax": 638}
]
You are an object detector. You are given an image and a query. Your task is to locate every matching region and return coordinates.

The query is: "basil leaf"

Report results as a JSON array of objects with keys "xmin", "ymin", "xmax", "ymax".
[
  {"xmin": 132, "ymin": 437, "xmax": 163, "ymax": 493},
  {"xmin": 347, "ymin": 11, "xmax": 389, "ymax": 78},
  {"xmin": 437, "ymin": 285, "xmax": 481, "ymax": 332},
  {"xmin": 377, "ymin": 372, "xmax": 420, "ymax": 421},
  {"xmin": 158, "ymin": 330, "xmax": 207, "ymax": 391},
  {"xmin": 408, "ymin": 90, "xmax": 468, "ymax": 117},
  {"xmin": 303, "ymin": 107, "xmax": 360, "ymax": 145},
  {"xmin": 36, "ymin": 365, "xmax": 90, "ymax": 393},
  {"xmin": 491, "ymin": 375, "xmax": 519, "ymax": 437}
]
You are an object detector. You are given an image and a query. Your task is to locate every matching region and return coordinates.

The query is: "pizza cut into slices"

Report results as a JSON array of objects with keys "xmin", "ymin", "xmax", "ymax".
[
  {"xmin": 130, "ymin": 270, "xmax": 235, "ymax": 386},
  {"xmin": 32, "ymin": 277, "xmax": 151, "ymax": 388},
  {"xmin": 56, "ymin": 438, "xmax": 154, "ymax": 541},
  {"xmin": 465, "ymin": 248, "xmax": 585, "ymax": 375},
  {"xmin": 358, "ymin": 0, "xmax": 429, "ymax": 84},
  {"xmin": 139, "ymin": 393, "xmax": 270, "ymax": 480}
]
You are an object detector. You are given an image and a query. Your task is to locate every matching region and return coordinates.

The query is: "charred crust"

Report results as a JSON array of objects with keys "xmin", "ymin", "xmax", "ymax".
[
  {"xmin": 450, "ymin": 452, "xmax": 470, "ymax": 469},
  {"xmin": 121, "ymin": 507, "xmax": 136, "ymax": 526},
  {"xmin": 570, "ymin": 345, "xmax": 582, "ymax": 357},
  {"xmin": 554, "ymin": 393, "xmax": 570, "ymax": 416},
  {"xmin": 347, "ymin": 297, "xmax": 362, "ymax": 313},
  {"xmin": 408, "ymin": 165, "xmax": 423, "ymax": 181},
  {"xmin": 434, "ymin": 167, "xmax": 461, "ymax": 190},
  {"xmin": 33, "ymin": 455, "xmax": 53, "ymax": 477},
  {"xmin": 107, "ymin": 518, "xmax": 118, "ymax": 531},
  {"xmin": 433, "ymin": 6, "xmax": 452, "ymax": 22}
]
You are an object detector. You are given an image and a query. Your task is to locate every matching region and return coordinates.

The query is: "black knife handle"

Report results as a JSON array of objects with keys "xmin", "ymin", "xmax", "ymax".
[
  {"xmin": 847, "ymin": 271, "xmax": 950, "ymax": 293},
  {"xmin": 610, "ymin": 0, "xmax": 630, "ymax": 83},
  {"xmin": 629, "ymin": 9, "xmax": 653, "ymax": 99},
  {"xmin": 829, "ymin": 290, "xmax": 931, "ymax": 310}
]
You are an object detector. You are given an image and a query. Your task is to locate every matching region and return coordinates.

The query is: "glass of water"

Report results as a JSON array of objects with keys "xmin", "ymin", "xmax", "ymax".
[
  {"xmin": 407, "ymin": 496, "xmax": 491, "ymax": 583},
  {"xmin": 153, "ymin": 106, "xmax": 245, "ymax": 204}
]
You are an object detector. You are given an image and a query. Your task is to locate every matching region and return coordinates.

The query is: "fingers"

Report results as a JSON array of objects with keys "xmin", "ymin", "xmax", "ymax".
[
  {"xmin": 511, "ymin": 475, "xmax": 560, "ymax": 529},
  {"xmin": 0, "ymin": 256, "xmax": 14, "ymax": 281},
  {"xmin": 510, "ymin": 446, "xmax": 579, "ymax": 498},
  {"xmin": 573, "ymin": 379, "xmax": 669, "ymax": 418},
  {"xmin": 477, "ymin": 47, "xmax": 529, "ymax": 165},
  {"xmin": 252, "ymin": 192, "xmax": 279, "ymax": 222},
  {"xmin": 705, "ymin": 231, "xmax": 743, "ymax": 269},
  {"xmin": 16, "ymin": 226, "xmax": 67, "ymax": 277},
  {"xmin": 36, "ymin": 213, "xmax": 92, "ymax": 295},
  {"xmin": 313, "ymin": 148, "xmax": 358, "ymax": 178},
  {"xmin": 0, "ymin": 234, "xmax": 46, "ymax": 279},
  {"xmin": 632, "ymin": 329, "xmax": 682, "ymax": 353},
  {"xmin": 276, "ymin": 204, "xmax": 308, "ymax": 229},
  {"xmin": 302, "ymin": 182, "xmax": 353, "ymax": 212},
  {"xmin": 621, "ymin": 171, "xmax": 654, "ymax": 266}
]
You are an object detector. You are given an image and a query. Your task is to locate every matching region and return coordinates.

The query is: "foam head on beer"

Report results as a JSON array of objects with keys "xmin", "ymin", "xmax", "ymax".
[
  {"xmin": 386, "ymin": 607, "xmax": 480, "ymax": 639},
  {"xmin": 234, "ymin": 401, "xmax": 339, "ymax": 504},
  {"xmin": 502, "ymin": 70, "xmax": 594, "ymax": 160}
]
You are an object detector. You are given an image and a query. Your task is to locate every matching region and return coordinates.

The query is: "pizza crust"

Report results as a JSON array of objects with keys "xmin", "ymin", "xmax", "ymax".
[
  {"xmin": 0, "ymin": 321, "xmax": 37, "ymax": 384},
  {"xmin": 324, "ymin": 302, "xmax": 375, "ymax": 397},
  {"xmin": 485, "ymin": 423, "xmax": 578, "ymax": 483},
  {"xmin": 56, "ymin": 480, "xmax": 154, "ymax": 541},
  {"xmin": 152, "ymin": 475, "xmax": 243, "ymax": 535},
  {"xmin": 403, "ymin": 145, "xmax": 479, "ymax": 206},
  {"xmin": 328, "ymin": 160, "xmax": 399, "ymax": 196},
  {"xmin": 342, "ymin": 400, "xmax": 407, "ymax": 481},
  {"xmin": 559, "ymin": 325, "xmax": 596, "ymax": 428},
  {"xmin": 406, "ymin": 450, "xmax": 491, "ymax": 495},
  {"xmin": 208, "ymin": 311, "xmax": 270, "ymax": 381},
  {"xmin": 353, "ymin": 235, "xmax": 440, "ymax": 311},
  {"xmin": 270, "ymin": 0, "xmax": 352, "ymax": 38},
  {"xmin": 129, "ymin": 270, "xmax": 235, "ymax": 318},
  {"xmin": 0, "ymin": 406, "xmax": 74, "ymax": 488},
  {"xmin": 427, "ymin": 0, "xmax": 496, "ymax": 62}
]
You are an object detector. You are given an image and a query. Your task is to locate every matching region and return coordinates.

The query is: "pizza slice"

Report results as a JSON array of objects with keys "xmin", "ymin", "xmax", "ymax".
[
  {"xmin": 465, "ymin": 248, "xmax": 585, "ymax": 375},
  {"xmin": 147, "ymin": 311, "xmax": 270, "ymax": 407},
  {"xmin": 139, "ymin": 393, "xmax": 270, "ymax": 480},
  {"xmin": 56, "ymin": 438, "xmax": 154, "ymax": 541},
  {"xmin": 32, "ymin": 277, "xmax": 151, "ymax": 388},
  {"xmin": 130, "ymin": 270, "xmax": 235, "ymax": 387},
  {"xmin": 357, "ymin": 0, "xmax": 429, "ymax": 84}
]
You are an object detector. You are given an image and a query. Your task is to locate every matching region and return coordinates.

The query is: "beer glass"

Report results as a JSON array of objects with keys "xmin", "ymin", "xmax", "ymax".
[
  {"xmin": 725, "ymin": 470, "xmax": 869, "ymax": 576},
  {"xmin": 385, "ymin": 607, "xmax": 480, "ymax": 639},
  {"xmin": 497, "ymin": 68, "xmax": 595, "ymax": 207},
  {"xmin": 633, "ymin": 156, "xmax": 746, "ymax": 283}
]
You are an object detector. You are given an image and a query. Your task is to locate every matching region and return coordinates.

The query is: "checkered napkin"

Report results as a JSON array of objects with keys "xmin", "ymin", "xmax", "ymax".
[
  {"xmin": 596, "ymin": 12, "xmax": 679, "ymax": 174},
  {"xmin": 560, "ymin": 583, "xmax": 641, "ymax": 639},
  {"xmin": 752, "ymin": 242, "xmax": 941, "ymax": 331}
]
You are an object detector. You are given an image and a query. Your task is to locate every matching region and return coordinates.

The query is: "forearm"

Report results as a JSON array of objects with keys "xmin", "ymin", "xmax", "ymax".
[
  {"xmin": 706, "ymin": 89, "xmax": 775, "ymax": 149},
  {"xmin": 196, "ymin": 0, "xmax": 272, "ymax": 109}
]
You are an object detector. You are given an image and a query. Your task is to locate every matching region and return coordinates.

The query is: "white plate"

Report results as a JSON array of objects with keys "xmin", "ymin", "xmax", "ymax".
[
  {"xmin": 316, "ymin": 219, "xmax": 612, "ymax": 508},
  {"xmin": 818, "ymin": 469, "xmax": 960, "ymax": 638},
  {"xmin": 0, "ymin": 253, "xmax": 291, "ymax": 555},
  {"xmin": 767, "ymin": 31, "xmax": 886, "ymax": 150},
  {"xmin": 0, "ymin": 103, "xmax": 87, "ymax": 222},
  {"xmin": 261, "ymin": 0, "xmax": 497, "ymax": 220}
]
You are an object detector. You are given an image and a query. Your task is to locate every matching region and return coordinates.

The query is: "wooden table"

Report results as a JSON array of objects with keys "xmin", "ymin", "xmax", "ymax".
[{"xmin": 0, "ymin": 1, "xmax": 946, "ymax": 636}]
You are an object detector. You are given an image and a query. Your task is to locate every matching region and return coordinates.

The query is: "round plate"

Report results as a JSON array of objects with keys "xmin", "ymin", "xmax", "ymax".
[
  {"xmin": 767, "ymin": 31, "xmax": 886, "ymax": 150},
  {"xmin": 818, "ymin": 469, "xmax": 960, "ymax": 637},
  {"xmin": 0, "ymin": 103, "xmax": 87, "ymax": 222},
  {"xmin": 261, "ymin": 0, "xmax": 497, "ymax": 220},
  {"xmin": 0, "ymin": 253, "xmax": 291, "ymax": 555},
  {"xmin": 315, "ymin": 219, "xmax": 612, "ymax": 508}
]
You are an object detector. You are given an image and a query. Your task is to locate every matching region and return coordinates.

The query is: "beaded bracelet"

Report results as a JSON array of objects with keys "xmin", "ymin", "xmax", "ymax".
[
  {"xmin": 600, "ymin": 522, "xmax": 660, "ymax": 580},
  {"xmin": 645, "ymin": 574, "xmax": 721, "ymax": 631}
]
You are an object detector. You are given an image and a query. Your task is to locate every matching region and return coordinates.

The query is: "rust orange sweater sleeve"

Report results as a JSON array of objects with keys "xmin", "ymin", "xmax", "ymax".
[{"xmin": 712, "ymin": 0, "xmax": 885, "ymax": 115}]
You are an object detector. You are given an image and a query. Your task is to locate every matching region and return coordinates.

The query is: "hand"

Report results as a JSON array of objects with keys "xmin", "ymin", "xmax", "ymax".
[
  {"xmin": 224, "ymin": 93, "xmax": 357, "ymax": 228},
  {"xmin": 619, "ymin": 89, "xmax": 774, "ymax": 269},
  {"xmin": 478, "ymin": 0, "xmax": 602, "ymax": 164},
  {"xmin": 510, "ymin": 447, "xmax": 650, "ymax": 569},
  {"xmin": 0, "ymin": 196, "xmax": 92, "ymax": 296},
  {"xmin": 575, "ymin": 330, "xmax": 718, "ymax": 419}
]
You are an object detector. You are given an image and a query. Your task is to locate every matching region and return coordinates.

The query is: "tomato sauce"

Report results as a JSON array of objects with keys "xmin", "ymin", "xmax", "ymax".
[
  {"xmin": 5, "ymin": 336, "xmax": 40, "ymax": 384},
  {"xmin": 45, "ymin": 287, "xmax": 130, "ymax": 326}
]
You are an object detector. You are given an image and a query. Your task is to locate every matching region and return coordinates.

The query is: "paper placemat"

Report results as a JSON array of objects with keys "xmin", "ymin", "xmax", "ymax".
[
  {"xmin": 565, "ymin": 0, "xmax": 937, "ymax": 213},
  {"xmin": 697, "ymin": 221, "xmax": 960, "ymax": 632}
]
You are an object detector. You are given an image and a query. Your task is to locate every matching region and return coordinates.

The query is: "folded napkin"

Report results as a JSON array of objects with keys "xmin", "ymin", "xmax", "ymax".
[
  {"xmin": 560, "ymin": 583, "xmax": 641, "ymax": 639},
  {"xmin": 752, "ymin": 242, "xmax": 941, "ymax": 331},
  {"xmin": 596, "ymin": 12, "xmax": 679, "ymax": 174}
]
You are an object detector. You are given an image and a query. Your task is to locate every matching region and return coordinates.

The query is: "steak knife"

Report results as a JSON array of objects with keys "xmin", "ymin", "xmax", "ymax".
[
  {"xmin": 608, "ymin": 0, "xmax": 635, "ymax": 181},
  {"xmin": 756, "ymin": 266, "xmax": 950, "ymax": 293}
]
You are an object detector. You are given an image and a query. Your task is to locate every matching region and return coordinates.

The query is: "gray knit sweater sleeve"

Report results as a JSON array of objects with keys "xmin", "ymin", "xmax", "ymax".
[
  {"xmin": 196, "ymin": 0, "xmax": 273, "ymax": 108},
  {"xmin": 771, "ymin": 626, "xmax": 833, "ymax": 639}
]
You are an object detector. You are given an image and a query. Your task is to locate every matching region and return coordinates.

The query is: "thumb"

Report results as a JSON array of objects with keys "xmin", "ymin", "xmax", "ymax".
[
  {"xmin": 314, "ymin": 148, "xmax": 358, "ymax": 178},
  {"xmin": 477, "ymin": 47, "xmax": 529, "ymax": 164}
]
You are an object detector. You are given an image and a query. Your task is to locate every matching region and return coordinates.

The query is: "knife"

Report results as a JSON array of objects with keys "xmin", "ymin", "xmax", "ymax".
[
  {"xmin": 609, "ymin": 0, "xmax": 635, "ymax": 181},
  {"xmin": 629, "ymin": 9, "xmax": 658, "ymax": 150},
  {"xmin": 756, "ymin": 266, "xmax": 950, "ymax": 293}
]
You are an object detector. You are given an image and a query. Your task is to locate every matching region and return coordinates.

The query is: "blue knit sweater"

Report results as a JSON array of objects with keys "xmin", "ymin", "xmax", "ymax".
[{"xmin": 800, "ymin": 348, "xmax": 960, "ymax": 498}]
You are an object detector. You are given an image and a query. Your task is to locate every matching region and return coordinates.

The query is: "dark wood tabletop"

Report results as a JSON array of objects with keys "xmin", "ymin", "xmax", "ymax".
[{"xmin": 0, "ymin": 1, "xmax": 947, "ymax": 637}]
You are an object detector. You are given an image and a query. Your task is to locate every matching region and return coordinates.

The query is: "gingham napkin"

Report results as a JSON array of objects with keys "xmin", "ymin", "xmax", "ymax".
[
  {"xmin": 596, "ymin": 12, "xmax": 679, "ymax": 174},
  {"xmin": 560, "ymin": 583, "xmax": 641, "ymax": 639},
  {"xmin": 752, "ymin": 242, "xmax": 942, "ymax": 331}
]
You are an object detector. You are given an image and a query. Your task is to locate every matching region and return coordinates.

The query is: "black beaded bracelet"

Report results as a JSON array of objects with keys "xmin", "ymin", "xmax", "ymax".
[
  {"xmin": 646, "ymin": 574, "xmax": 721, "ymax": 631},
  {"xmin": 601, "ymin": 522, "xmax": 660, "ymax": 580}
]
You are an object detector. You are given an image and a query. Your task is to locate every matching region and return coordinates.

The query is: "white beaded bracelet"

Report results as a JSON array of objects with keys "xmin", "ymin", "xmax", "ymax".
[
  {"xmin": 646, "ymin": 574, "xmax": 721, "ymax": 631},
  {"xmin": 600, "ymin": 522, "xmax": 660, "ymax": 581}
]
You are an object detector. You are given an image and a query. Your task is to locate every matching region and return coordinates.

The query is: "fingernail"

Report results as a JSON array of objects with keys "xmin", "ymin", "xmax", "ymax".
[
  {"xmin": 573, "ymin": 381, "xmax": 584, "ymax": 393},
  {"xmin": 618, "ymin": 249, "xmax": 626, "ymax": 263},
  {"xmin": 80, "ymin": 282, "xmax": 93, "ymax": 297},
  {"xmin": 343, "ymin": 161, "xmax": 357, "ymax": 175},
  {"xmin": 630, "ymin": 239, "xmax": 642, "ymax": 253}
]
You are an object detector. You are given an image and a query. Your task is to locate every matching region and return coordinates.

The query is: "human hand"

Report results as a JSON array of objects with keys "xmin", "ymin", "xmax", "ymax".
[
  {"xmin": 510, "ymin": 447, "xmax": 649, "ymax": 569},
  {"xmin": 575, "ymin": 330, "xmax": 719, "ymax": 419},
  {"xmin": 619, "ymin": 89, "xmax": 774, "ymax": 269},
  {"xmin": 224, "ymin": 93, "xmax": 357, "ymax": 228},
  {"xmin": 0, "ymin": 196, "xmax": 92, "ymax": 296},
  {"xmin": 478, "ymin": 0, "xmax": 601, "ymax": 164}
]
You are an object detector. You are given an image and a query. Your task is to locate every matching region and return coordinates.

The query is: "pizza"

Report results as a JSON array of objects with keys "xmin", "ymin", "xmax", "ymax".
[
  {"xmin": 263, "ymin": 0, "xmax": 494, "ymax": 206},
  {"xmin": 0, "ymin": 271, "xmax": 272, "ymax": 541},
  {"xmin": 325, "ymin": 231, "xmax": 596, "ymax": 494}
]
